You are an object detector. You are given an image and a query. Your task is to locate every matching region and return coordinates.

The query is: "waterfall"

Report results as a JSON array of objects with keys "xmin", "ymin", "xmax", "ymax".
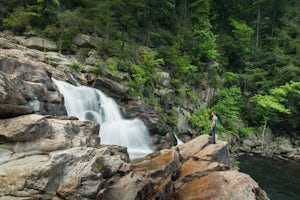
[
  {"xmin": 174, "ymin": 133, "xmax": 184, "ymax": 145},
  {"xmin": 52, "ymin": 78, "xmax": 154, "ymax": 160}
]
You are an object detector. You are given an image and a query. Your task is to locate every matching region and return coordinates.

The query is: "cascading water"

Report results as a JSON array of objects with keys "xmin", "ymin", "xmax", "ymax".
[
  {"xmin": 52, "ymin": 78, "xmax": 154, "ymax": 160},
  {"xmin": 174, "ymin": 133, "xmax": 184, "ymax": 145}
]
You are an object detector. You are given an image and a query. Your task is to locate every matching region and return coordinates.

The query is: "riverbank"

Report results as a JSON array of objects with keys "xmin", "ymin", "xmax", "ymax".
[{"xmin": 227, "ymin": 131, "xmax": 300, "ymax": 165}]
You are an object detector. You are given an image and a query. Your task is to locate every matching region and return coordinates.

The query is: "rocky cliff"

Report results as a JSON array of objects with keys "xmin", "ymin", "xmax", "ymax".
[{"xmin": 0, "ymin": 32, "xmax": 269, "ymax": 200}]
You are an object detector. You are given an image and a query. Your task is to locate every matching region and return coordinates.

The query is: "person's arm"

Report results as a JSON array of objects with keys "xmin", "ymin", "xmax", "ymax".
[{"xmin": 211, "ymin": 120, "xmax": 215, "ymax": 130}]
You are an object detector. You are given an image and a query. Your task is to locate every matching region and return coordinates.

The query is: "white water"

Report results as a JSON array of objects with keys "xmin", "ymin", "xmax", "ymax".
[
  {"xmin": 174, "ymin": 133, "xmax": 184, "ymax": 145},
  {"xmin": 52, "ymin": 78, "xmax": 154, "ymax": 160}
]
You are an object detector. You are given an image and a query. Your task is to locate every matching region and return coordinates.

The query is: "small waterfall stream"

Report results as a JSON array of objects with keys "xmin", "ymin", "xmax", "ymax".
[
  {"xmin": 174, "ymin": 133, "xmax": 184, "ymax": 145},
  {"xmin": 52, "ymin": 78, "xmax": 154, "ymax": 160}
]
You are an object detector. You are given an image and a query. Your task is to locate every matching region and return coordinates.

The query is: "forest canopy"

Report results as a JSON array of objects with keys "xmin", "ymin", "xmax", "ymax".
[{"xmin": 0, "ymin": 0, "xmax": 299, "ymax": 137}]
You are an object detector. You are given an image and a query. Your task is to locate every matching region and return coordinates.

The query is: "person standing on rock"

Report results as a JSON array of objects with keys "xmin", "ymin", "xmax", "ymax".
[{"xmin": 210, "ymin": 111, "xmax": 218, "ymax": 144}]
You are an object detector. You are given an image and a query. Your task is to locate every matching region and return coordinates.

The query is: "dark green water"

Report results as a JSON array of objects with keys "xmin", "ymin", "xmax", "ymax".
[{"xmin": 238, "ymin": 155, "xmax": 300, "ymax": 200}]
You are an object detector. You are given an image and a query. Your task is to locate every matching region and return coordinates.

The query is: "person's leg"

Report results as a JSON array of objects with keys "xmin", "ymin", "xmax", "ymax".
[{"xmin": 212, "ymin": 127, "xmax": 216, "ymax": 144}]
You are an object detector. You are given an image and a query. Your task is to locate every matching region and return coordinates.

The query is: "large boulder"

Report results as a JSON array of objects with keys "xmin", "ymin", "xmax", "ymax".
[
  {"xmin": 173, "ymin": 171, "xmax": 266, "ymax": 200},
  {"xmin": 0, "ymin": 70, "xmax": 65, "ymax": 118},
  {"xmin": 0, "ymin": 114, "xmax": 129, "ymax": 200},
  {"xmin": 14, "ymin": 36, "xmax": 58, "ymax": 51},
  {"xmin": 73, "ymin": 34, "xmax": 103, "ymax": 48},
  {"xmin": 0, "ymin": 43, "xmax": 72, "ymax": 117}
]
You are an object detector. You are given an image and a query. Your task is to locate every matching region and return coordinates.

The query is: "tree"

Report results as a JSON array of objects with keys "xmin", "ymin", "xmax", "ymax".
[
  {"xmin": 212, "ymin": 86, "xmax": 243, "ymax": 133},
  {"xmin": 250, "ymin": 82, "xmax": 300, "ymax": 139},
  {"xmin": 189, "ymin": 0, "xmax": 219, "ymax": 66}
]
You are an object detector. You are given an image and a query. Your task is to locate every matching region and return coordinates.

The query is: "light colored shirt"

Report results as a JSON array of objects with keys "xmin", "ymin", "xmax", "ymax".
[{"xmin": 212, "ymin": 115, "xmax": 218, "ymax": 127}]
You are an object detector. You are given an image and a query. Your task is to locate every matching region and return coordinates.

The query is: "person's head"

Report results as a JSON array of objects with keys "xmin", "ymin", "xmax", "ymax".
[{"xmin": 212, "ymin": 111, "xmax": 216, "ymax": 116}]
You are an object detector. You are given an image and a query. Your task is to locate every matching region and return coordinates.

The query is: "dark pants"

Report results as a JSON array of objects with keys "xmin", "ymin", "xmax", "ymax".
[{"xmin": 211, "ymin": 126, "xmax": 217, "ymax": 144}]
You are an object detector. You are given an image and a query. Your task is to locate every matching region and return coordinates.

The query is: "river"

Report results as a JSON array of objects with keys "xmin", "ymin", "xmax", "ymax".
[{"xmin": 238, "ymin": 155, "xmax": 300, "ymax": 200}]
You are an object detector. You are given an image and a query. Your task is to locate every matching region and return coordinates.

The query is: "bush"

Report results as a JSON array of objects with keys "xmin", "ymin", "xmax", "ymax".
[
  {"xmin": 188, "ymin": 108, "xmax": 212, "ymax": 135},
  {"xmin": 3, "ymin": 7, "xmax": 29, "ymax": 33},
  {"xmin": 69, "ymin": 61, "xmax": 81, "ymax": 72},
  {"xmin": 239, "ymin": 127, "xmax": 256, "ymax": 138}
]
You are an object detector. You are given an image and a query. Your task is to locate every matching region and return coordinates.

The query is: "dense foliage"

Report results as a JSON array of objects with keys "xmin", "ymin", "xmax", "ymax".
[{"xmin": 1, "ymin": 0, "xmax": 299, "ymax": 137}]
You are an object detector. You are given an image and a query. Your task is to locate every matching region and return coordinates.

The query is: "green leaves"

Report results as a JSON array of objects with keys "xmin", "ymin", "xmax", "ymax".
[
  {"xmin": 3, "ymin": 7, "xmax": 29, "ymax": 33},
  {"xmin": 188, "ymin": 108, "xmax": 211, "ymax": 135},
  {"xmin": 212, "ymin": 86, "xmax": 243, "ymax": 132},
  {"xmin": 129, "ymin": 47, "xmax": 163, "ymax": 97},
  {"xmin": 230, "ymin": 18, "xmax": 254, "ymax": 54},
  {"xmin": 250, "ymin": 81, "xmax": 300, "ymax": 129},
  {"xmin": 192, "ymin": 29, "xmax": 219, "ymax": 62},
  {"xmin": 251, "ymin": 94, "xmax": 291, "ymax": 117}
]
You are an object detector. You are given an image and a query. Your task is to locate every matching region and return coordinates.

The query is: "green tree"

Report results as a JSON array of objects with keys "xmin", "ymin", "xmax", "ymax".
[
  {"xmin": 129, "ymin": 47, "xmax": 164, "ymax": 98},
  {"xmin": 189, "ymin": 0, "xmax": 219, "ymax": 66},
  {"xmin": 3, "ymin": 0, "xmax": 60, "ymax": 33},
  {"xmin": 249, "ymin": 82, "xmax": 300, "ymax": 138},
  {"xmin": 212, "ymin": 86, "xmax": 243, "ymax": 133}
]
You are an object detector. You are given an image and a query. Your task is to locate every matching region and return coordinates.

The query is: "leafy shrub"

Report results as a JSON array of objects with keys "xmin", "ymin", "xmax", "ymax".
[
  {"xmin": 106, "ymin": 57, "xmax": 120, "ymax": 77},
  {"xmin": 160, "ymin": 109, "xmax": 178, "ymax": 126},
  {"xmin": 3, "ymin": 7, "xmax": 29, "ymax": 33},
  {"xmin": 128, "ymin": 47, "xmax": 163, "ymax": 97},
  {"xmin": 239, "ymin": 127, "xmax": 256, "ymax": 138},
  {"xmin": 212, "ymin": 86, "xmax": 243, "ymax": 132},
  {"xmin": 69, "ymin": 61, "xmax": 81, "ymax": 72},
  {"xmin": 188, "ymin": 108, "xmax": 212, "ymax": 135}
]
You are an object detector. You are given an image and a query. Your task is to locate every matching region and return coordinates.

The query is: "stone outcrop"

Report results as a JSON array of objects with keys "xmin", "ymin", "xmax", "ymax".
[
  {"xmin": 0, "ymin": 114, "xmax": 129, "ymax": 199},
  {"xmin": 73, "ymin": 34, "xmax": 103, "ymax": 48},
  {"xmin": 14, "ymin": 36, "xmax": 58, "ymax": 51},
  {"xmin": 0, "ymin": 32, "xmax": 81, "ymax": 118},
  {"xmin": 97, "ymin": 135, "xmax": 268, "ymax": 200}
]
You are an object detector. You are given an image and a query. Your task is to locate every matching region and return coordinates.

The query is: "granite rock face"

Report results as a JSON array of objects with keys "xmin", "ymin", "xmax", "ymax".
[{"xmin": 0, "ymin": 114, "xmax": 130, "ymax": 199}]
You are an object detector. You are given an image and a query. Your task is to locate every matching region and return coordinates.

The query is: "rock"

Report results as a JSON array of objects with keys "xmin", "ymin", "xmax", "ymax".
[
  {"xmin": 173, "ymin": 171, "xmax": 268, "ymax": 200},
  {"xmin": 131, "ymin": 149, "xmax": 180, "ymax": 177},
  {"xmin": 175, "ymin": 141, "xmax": 229, "ymax": 190},
  {"xmin": 0, "ymin": 114, "xmax": 49, "ymax": 143},
  {"xmin": 172, "ymin": 134, "xmax": 210, "ymax": 160},
  {"xmin": 0, "ymin": 114, "xmax": 100, "ymax": 160},
  {"xmin": 0, "ymin": 52, "xmax": 67, "ymax": 116},
  {"xmin": 238, "ymin": 133, "xmax": 300, "ymax": 164},
  {"xmin": 92, "ymin": 77, "xmax": 130, "ymax": 101},
  {"xmin": 0, "ymin": 114, "xmax": 130, "ymax": 200},
  {"xmin": 206, "ymin": 60, "xmax": 219, "ymax": 70},
  {"xmin": 124, "ymin": 97, "xmax": 172, "ymax": 136},
  {"xmin": 73, "ymin": 34, "xmax": 103, "ymax": 48},
  {"xmin": 97, "ymin": 135, "xmax": 269, "ymax": 200},
  {"xmin": 0, "ymin": 104, "xmax": 32, "ymax": 118},
  {"xmin": 15, "ymin": 36, "xmax": 58, "ymax": 51},
  {"xmin": 155, "ymin": 71, "xmax": 170, "ymax": 87},
  {"xmin": 97, "ymin": 172, "xmax": 154, "ymax": 200},
  {"xmin": 243, "ymin": 139, "xmax": 258, "ymax": 147},
  {"xmin": 175, "ymin": 107, "xmax": 196, "ymax": 135},
  {"xmin": 0, "ymin": 72, "xmax": 27, "ymax": 105}
]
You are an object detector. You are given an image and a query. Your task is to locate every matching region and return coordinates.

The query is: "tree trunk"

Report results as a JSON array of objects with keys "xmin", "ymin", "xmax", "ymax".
[
  {"xmin": 262, "ymin": 118, "xmax": 267, "ymax": 146},
  {"xmin": 256, "ymin": 0, "xmax": 261, "ymax": 47}
]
